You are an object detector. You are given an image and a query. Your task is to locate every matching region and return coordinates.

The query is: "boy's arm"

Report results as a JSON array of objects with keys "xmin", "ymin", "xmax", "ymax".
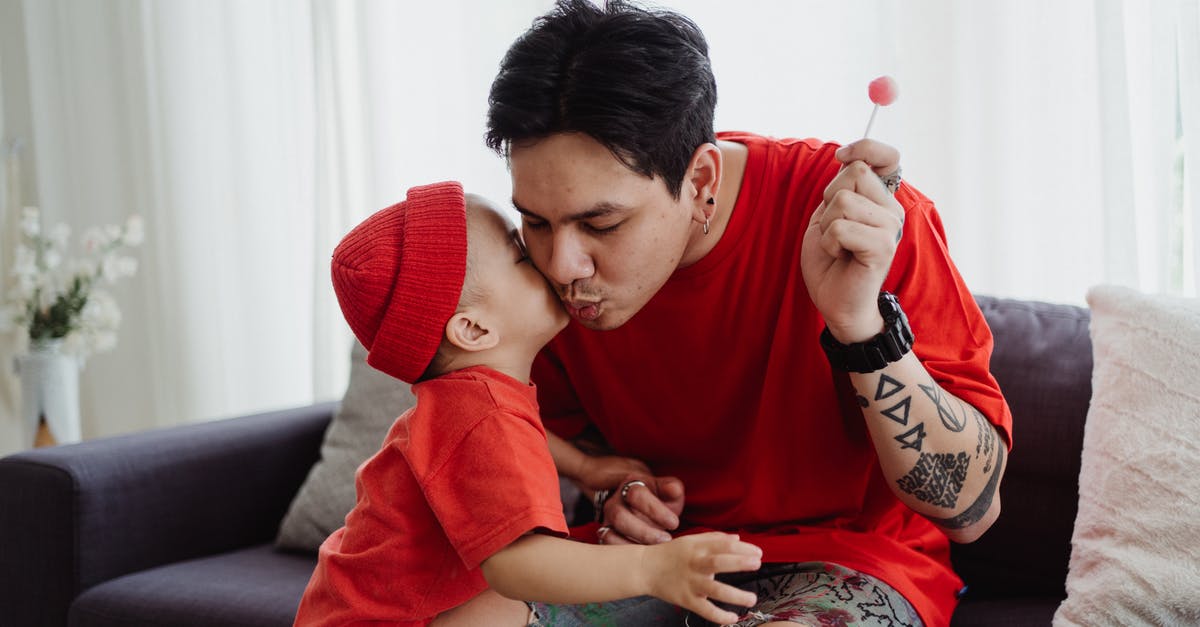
[
  {"xmin": 480, "ymin": 531, "xmax": 761, "ymax": 625},
  {"xmin": 547, "ymin": 431, "xmax": 649, "ymax": 489}
]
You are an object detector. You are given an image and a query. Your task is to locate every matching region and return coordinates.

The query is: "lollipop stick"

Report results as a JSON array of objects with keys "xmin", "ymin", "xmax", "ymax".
[{"xmin": 863, "ymin": 103, "xmax": 880, "ymax": 139}]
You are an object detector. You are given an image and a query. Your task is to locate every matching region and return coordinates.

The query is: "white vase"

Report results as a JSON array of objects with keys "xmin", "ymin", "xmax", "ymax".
[{"xmin": 15, "ymin": 339, "xmax": 82, "ymax": 446}]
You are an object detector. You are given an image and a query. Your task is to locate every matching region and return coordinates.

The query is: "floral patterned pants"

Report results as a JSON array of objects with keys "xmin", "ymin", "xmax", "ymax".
[{"xmin": 527, "ymin": 562, "xmax": 922, "ymax": 627}]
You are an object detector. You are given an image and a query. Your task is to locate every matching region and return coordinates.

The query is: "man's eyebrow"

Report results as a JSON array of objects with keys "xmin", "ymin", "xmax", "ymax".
[{"xmin": 511, "ymin": 200, "xmax": 627, "ymax": 222}]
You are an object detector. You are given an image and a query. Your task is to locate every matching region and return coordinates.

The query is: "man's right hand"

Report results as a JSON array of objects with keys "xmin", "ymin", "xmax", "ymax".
[{"xmin": 600, "ymin": 474, "xmax": 686, "ymax": 545}]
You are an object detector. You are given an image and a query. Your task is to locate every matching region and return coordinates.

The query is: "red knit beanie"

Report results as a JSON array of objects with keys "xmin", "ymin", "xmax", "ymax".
[{"xmin": 330, "ymin": 181, "xmax": 468, "ymax": 383}]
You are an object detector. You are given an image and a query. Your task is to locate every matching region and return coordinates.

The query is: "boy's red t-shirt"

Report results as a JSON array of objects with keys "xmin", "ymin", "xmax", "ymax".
[
  {"xmin": 533, "ymin": 132, "xmax": 1014, "ymax": 627},
  {"xmin": 294, "ymin": 366, "xmax": 568, "ymax": 627}
]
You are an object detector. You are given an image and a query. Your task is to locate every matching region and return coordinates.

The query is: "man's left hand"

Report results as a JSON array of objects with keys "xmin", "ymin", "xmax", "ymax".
[{"xmin": 801, "ymin": 139, "xmax": 905, "ymax": 343}]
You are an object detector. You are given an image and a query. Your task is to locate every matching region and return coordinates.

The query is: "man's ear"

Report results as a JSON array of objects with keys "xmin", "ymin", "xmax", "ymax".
[
  {"xmin": 686, "ymin": 142, "xmax": 722, "ymax": 222},
  {"xmin": 445, "ymin": 310, "xmax": 500, "ymax": 352}
]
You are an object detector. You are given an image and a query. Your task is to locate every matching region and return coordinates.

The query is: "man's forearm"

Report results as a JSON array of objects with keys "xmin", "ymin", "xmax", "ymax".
[{"xmin": 849, "ymin": 351, "xmax": 1007, "ymax": 543}]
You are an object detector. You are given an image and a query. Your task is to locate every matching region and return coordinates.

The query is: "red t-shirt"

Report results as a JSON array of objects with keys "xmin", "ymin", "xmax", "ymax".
[
  {"xmin": 533, "ymin": 132, "xmax": 1013, "ymax": 627},
  {"xmin": 294, "ymin": 366, "xmax": 568, "ymax": 627}
]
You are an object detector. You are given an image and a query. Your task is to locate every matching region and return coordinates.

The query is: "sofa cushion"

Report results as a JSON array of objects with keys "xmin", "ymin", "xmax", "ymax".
[
  {"xmin": 69, "ymin": 544, "xmax": 316, "ymax": 627},
  {"xmin": 1053, "ymin": 285, "xmax": 1200, "ymax": 626},
  {"xmin": 950, "ymin": 296, "xmax": 1092, "ymax": 600},
  {"xmin": 275, "ymin": 341, "xmax": 416, "ymax": 551}
]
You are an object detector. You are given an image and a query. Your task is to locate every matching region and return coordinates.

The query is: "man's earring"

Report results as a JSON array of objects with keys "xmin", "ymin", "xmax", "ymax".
[
  {"xmin": 703, "ymin": 215, "xmax": 711, "ymax": 235},
  {"xmin": 706, "ymin": 198, "xmax": 715, "ymax": 205}
]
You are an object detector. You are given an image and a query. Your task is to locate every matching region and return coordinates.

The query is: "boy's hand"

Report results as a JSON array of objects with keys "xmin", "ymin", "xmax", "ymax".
[{"xmin": 641, "ymin": 532, "xmax": 762, "ymax": 625}]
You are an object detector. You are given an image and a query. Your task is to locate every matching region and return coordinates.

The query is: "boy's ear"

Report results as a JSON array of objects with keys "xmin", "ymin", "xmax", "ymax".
[{"xmin": 445, "ymin": 310, "xmax": 499, "ymax": 353}]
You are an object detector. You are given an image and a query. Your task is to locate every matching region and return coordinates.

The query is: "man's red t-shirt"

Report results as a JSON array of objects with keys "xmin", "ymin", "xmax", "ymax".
[
  {"xmin": 533, "ymin": 132, "xmax": 1014, "ymax": 627},
  {"xmin": 294, "ymin": 366, "xmax": 568, "ymax": 626}
]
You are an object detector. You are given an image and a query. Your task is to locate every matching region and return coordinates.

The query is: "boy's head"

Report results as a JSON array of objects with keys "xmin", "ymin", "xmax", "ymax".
[
  {"xmin": 331, "ymin": 181, "xmax": 567, "ymax": 384},
  {"xmin": 484, "ymin": 1, "xmax": 723, "ymax": 331}
]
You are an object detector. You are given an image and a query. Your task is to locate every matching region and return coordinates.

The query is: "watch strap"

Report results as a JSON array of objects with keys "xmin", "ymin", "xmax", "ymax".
[{"xmin": 820, "ymin": 292, "xmax": 914, "ymax": 373}]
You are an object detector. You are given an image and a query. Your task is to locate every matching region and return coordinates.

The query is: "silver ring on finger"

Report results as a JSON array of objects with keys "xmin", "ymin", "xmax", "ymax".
[
  {"xmin": 879, "ymin": 166, "xmax": 902, "ymax": 195},
  {"xmin": 620, "ymin": 479, "xmax": 647, "ymax": 503},
  {"xmin": 596, "ymin": 525, "xmax": 612, "ymax": 544},
  {"xmin": 592, "ymin": 489, "xmax": 611, "ymax": 523}
]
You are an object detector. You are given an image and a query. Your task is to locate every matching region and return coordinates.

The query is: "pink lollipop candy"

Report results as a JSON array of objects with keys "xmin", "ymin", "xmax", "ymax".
[{"xmin": 863, "ymin": 75, "xmax": 898, "ymax": 138}]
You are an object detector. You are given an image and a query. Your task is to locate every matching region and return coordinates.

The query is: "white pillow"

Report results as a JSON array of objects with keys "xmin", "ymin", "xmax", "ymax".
[
  {"xmin": 1053, "ymin": 285, "xmax": 1200, "ymax": 626},
  {"xmin": 275, "ymin": 340, "xmax": 416, "ymax": 551}
]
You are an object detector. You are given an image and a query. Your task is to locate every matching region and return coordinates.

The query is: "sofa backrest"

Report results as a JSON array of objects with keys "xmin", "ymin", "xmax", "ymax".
[{"xmin": 950, "ymin": 296, "xmax": 1093, "ymax": 599}]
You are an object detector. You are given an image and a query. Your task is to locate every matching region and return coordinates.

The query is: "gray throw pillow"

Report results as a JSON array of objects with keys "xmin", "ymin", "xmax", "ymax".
[{"xmin": 275, "ymin": 340, "xmax": 416, "ymax": 552}]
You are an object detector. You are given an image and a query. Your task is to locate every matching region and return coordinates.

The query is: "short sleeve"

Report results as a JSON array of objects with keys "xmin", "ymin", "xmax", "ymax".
[
  {"xmin": 885, "ymin": 185, "xmax": 1014, "ymax": 449},
  {"xmin": 419, "ymin": 410, "xmax": 569, "ymax": 569}
]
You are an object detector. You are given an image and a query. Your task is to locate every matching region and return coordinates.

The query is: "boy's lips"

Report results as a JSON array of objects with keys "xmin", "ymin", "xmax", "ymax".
[{"xmin": 564, "ymin": 300, "xmax": 602, "ymax": 321}]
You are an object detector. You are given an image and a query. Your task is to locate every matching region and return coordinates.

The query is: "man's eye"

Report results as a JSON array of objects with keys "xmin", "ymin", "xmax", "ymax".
[
  {"xmin": 523, "ymin": 217, "xmax": 549, "ymax": 231},
  {"xmin": 584, "ymin": 222, "xmax": 621, "ymax": 235}
]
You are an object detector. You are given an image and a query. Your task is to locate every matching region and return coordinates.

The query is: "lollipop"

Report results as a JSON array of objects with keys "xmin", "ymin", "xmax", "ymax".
[{"xmin": 863, "ymin": 75, "xmax": 898, "ymax": 138}]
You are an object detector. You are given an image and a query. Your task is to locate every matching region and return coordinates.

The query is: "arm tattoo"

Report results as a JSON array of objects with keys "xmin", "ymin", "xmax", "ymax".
[
  {"xmin": 855, "ymin": 374, "xmax": 910, "ymax": 423},
  {"xmin": 875, "ymin": 374, "xmax": 905, "ymax": 400},
  {"xmin": 928, "ymin": 443, "xmax": 1006, "ymax": 529},
  {"xmin": 881, "ymin": 396, "xmax": 911, "ymax": 425},
  {"xmin": 896, "ymin": 452, "xmax": 970, "ymax": 508},
  {"xmin": 894, "ymin": 422, "xmax": 927, "ymax": 451},
  {"xmin": 919, "ymin": 382, "xmax": 967, "ymax": 432},
  {"xmin": 972, "ymin": 408, "xmax": 997, "ymax": 473}
]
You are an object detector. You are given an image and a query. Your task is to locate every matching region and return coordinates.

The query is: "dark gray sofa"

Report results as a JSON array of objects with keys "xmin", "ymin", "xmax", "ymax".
[{"xmin": 0, "ymin": 295, "xmax": 1092, "ymax": 626}]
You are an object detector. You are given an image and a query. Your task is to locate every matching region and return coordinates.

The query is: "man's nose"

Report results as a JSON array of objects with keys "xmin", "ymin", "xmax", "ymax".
[{"xmin": 545, "ymin": 230, "xmax": 594, "ymax": 288}]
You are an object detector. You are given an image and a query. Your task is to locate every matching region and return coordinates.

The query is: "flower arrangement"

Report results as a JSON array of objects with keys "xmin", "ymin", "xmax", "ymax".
[{"xmin": 1, "ymin": 207, "xmax": 143, "ymax": 359}]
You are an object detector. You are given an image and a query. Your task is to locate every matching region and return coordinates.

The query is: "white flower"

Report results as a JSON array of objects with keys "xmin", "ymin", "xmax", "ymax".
[
  {"xmin": 123, "ymin": 215, "xmax": 145, "ymax": 247},
  {"xmin": 4, "ymin": 212, "xmax": 143, "ymax": 360},
  {"xmin": 43, "ymin": 250, "xmax": 62, "ymax": 270},
  {"xmin": 59, "ymin": 332, "xmax": 84, "ymax": 355},
  {"xmin": 80, "ymin": 290, "xmax": 121, "ymax": 329},
  {"xmin": 13, "ymin": 244, "xmax": 37, "ymax": 279},
  {"xmin": 11, "ymin": 273, "xmax": 37, "ymax": 302},
  {"xmin": 20, "ymin": 207, "xmax": 40, "ymax": 238},
  {"xmin": 71, "ymin": 258, "xmax": 98, "ymax": 278},
  {"xmin": 49, "ymin": 223, "xmax": 71, "ymax": 249},
  {"xmin": 90, "ymin": 331, "xmax": 117, "ymax": 353},
  {"xmin": 118, "ymin": 256, "xmax": 137, "ymax": 277},
  {"xmin": 100, "ymin": 254, "xmax": 134, "ymax": 283},
  {"xmin": 82, "ymin": 227, "xmax": 105, "ymax": 253}
]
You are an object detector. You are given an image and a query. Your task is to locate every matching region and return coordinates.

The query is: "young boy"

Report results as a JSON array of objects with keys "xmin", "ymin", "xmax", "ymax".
[{"xmin": 293, "ymin": 181, "xmax": 763, "ymax": 626}]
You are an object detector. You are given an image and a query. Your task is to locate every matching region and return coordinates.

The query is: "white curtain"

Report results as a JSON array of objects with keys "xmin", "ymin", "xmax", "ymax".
[{"xmin": 0, "ymin": 0, "xmax": 1195, "ymax": 452}]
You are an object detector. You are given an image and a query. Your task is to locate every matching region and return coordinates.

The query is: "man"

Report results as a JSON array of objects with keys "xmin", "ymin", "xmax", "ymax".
[{"xmin": 486, "ymin": 2, "xmax": 1011, "ymax": 625}]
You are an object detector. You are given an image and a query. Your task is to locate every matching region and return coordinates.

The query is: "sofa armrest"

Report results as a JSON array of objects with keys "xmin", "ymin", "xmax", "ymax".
[{"xmin": 0, "ymin": 402, "xmax": 335, "ymax": 627}]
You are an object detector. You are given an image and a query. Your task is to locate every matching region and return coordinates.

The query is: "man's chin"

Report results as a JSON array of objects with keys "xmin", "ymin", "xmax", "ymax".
[{"xmin": 574, "ymin": 308, "xmax": 632, "ymax": 331}]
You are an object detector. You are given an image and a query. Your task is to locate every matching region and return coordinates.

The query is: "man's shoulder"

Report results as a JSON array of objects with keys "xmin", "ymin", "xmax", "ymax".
[{"xmin": 719, "ymin": 130, "xmax": 835, "ymax": 163}]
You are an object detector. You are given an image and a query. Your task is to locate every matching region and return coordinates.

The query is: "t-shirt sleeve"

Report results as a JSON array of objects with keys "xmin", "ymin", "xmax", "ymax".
[
  {"xmin": 420, "ymin": 409, "xmax": 569, "ymax": 569},
  {"xmin": 885, "ymin": 184, "xmax": 1015, "ymax": 449},
  {"xmin": 532, "ymin": 346, "xmax": 592, "ymax": 440}
]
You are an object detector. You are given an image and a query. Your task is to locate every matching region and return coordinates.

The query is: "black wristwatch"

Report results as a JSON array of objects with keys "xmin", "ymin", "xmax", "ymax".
[{"xmin": 820, "ymin": 292, "xmax": 914, "ymax": 373}]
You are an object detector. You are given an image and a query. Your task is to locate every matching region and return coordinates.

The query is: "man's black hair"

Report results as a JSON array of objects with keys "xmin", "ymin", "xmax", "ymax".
[{"xmin": 486, "ymin": 0, "xmax": 717, "ymax": 198}]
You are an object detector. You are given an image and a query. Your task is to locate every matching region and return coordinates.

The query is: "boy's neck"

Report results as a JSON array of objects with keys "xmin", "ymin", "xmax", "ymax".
[{"xmin": 437, "ymin": 345, "xmax": 538, "ymax": 385}]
